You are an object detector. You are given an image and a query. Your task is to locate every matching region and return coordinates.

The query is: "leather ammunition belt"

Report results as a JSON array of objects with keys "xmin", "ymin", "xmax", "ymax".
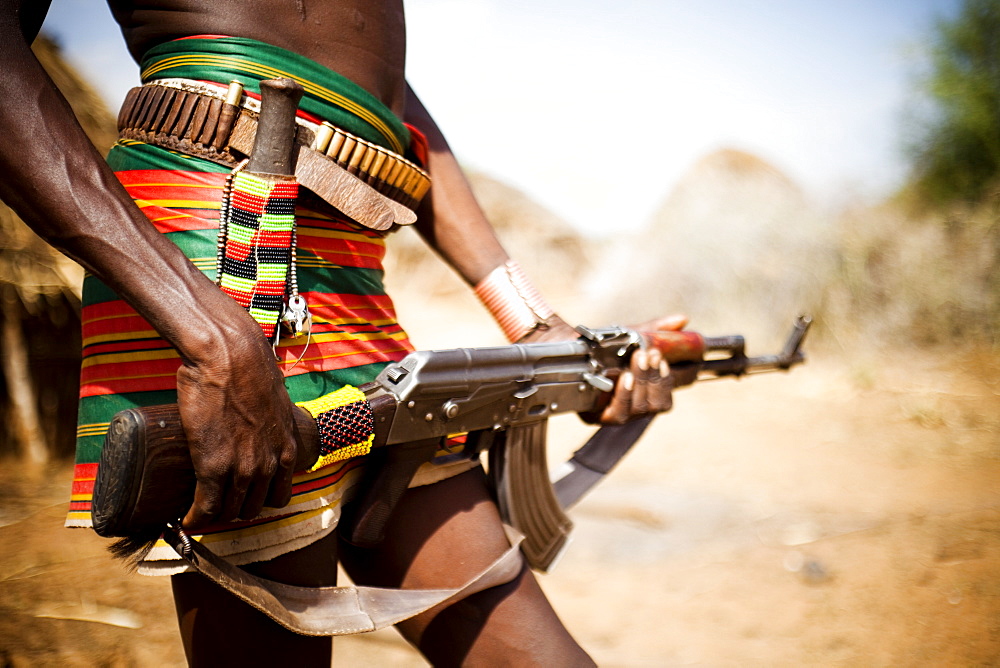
[{"xmin": 117, "ymin": 80, "xmax": 430, "ymax": 230}]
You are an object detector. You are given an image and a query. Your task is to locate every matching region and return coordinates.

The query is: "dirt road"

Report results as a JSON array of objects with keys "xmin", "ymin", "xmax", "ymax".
[{"xmin": 1, "ymin": 345, "xmax": 997, "ymax": 666}]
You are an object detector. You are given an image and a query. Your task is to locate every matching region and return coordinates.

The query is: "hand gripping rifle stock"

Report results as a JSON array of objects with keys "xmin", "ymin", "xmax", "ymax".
[{"xmin": 92, "ymin": 318, "xmax": 811, "ymax": 572}]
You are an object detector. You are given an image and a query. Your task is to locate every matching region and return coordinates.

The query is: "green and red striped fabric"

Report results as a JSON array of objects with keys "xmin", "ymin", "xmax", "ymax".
[
  {"xmin": 139, "ymin": 35, "xmax": 410, "ymax": 155},
  {"xmin": 68, "ymin": 138, "xmax": 415, "ymax": 561},
  {"xmin": 65, "ymin": 38, "xmax": 443, "ymax": 570}
]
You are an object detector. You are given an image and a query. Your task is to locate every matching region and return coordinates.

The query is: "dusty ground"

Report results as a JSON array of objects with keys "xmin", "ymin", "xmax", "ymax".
[{"xmin": 1, "ymin": 336, "xmax": 998, "ymax": 666}]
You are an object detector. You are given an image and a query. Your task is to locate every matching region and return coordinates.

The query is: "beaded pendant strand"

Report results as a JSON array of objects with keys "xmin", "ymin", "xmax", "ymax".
[{"xmin": 216, "ymin": 165, "xmax": 304, "ymax": 344}]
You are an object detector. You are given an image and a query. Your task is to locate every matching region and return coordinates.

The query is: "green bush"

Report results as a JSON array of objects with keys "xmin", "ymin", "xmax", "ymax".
[{"xmin": 908, "ymin": 0, "xmax": 1000, "ymax": 207}]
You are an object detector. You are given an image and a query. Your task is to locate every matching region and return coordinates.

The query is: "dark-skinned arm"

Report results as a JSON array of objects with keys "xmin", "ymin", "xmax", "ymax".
[
  {"xmin": 403, "ymin": 83, "xmax": 690, "ymax": 423},
  {"xmin": 0, "ymin": 0, "xmax": 296, "ymax": 529}
]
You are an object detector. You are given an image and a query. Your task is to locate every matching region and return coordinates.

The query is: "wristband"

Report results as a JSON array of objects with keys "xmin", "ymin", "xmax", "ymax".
[{"xmin": 474, "ymin": 260, "xmax": 556, "ymax": 342}]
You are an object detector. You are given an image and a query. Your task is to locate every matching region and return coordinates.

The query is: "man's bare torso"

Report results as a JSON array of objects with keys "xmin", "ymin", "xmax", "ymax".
[{"xmin": 107, "ymin": 0, "xmax": 408, "ymax": 115}]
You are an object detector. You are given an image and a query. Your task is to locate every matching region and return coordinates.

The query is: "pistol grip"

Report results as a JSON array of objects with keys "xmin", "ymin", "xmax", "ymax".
[{"xmin": 343, "ymin": 438, "xmax": 440, "ymax": 548}]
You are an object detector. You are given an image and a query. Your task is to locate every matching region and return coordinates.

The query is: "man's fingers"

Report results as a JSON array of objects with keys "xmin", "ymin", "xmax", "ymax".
[
  {"xmin": 656, "ymin": 313, "xmax": 689, "ymax": 331},
  {"xmin": 630, "ymin": 349, "xmax": 651, "ymax": 414},
  {"xmin": 226, "ymin": 449, "xmax": 286, "ymax": 522},
  {"xmin": 630, "ymin": 349, "xmax": 673, "ymax": 415},
  {"xmin": 600, "ymin": 369, "xmax": 634, "ymax": 424},
  {"xmin": 238, "ymin": 481, "xmax": 271, "ymax": 520},
  {"xmin": 650, "ymin": 358, "xmax": 674, "ymax": 412},
  {"xmin": 183, "ymin": 479, "xmax": 223, "ymax": 530},
  {"xmin": 265, "ymin": 440, "xmax": 297, "ymax": 510},
  {"xmin": 183, "ymin": 457, "xmax": 292, "ymax": 528},
  {"xmin": 598, "ymin": 347, "xmax": 677, "ymax": 425},
  {"xmin": 635, "ymin": 313, "xmax": 688, "ymax": 333},
  {"xmin": 217, "ymin": 468, "xmax": 254, "ymax": 523},
  {"xmin": 640, "ymin": 349, "xmax": 673, "ymax": 413}
]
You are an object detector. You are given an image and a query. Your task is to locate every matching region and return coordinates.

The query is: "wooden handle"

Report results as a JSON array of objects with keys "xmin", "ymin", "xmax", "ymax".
[
  {"xmin": 245, "ymin": 78, "xmax": 304, "ymax": 176},
  {"xmin": 91, "ymin": 405, "xmax": 319, "ymax": 538},
  {"xmin": 645, "ymin": 330, "xmax": 706, "ymax": 363}
]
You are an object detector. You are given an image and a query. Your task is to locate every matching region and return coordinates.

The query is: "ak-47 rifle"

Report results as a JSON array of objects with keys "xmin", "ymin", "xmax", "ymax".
[{"xmin": 92, "ymin": 316, "xmax": 811, "ymax": 571}]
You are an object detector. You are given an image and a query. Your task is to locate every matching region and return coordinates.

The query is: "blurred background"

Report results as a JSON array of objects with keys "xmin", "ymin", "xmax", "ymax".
[{"xmin": 1, "ymin": 1, "xmax": 997, "ymax": 665}]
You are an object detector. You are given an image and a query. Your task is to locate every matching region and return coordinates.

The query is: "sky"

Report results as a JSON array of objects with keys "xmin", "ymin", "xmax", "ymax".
[{"xmin": 42, "ymin": 0, "xmax": 963, "ymax": 237}]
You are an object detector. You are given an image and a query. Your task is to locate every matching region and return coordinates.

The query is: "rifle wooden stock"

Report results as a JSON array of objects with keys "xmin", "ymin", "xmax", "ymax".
[{"xmin": 91, "ymin": 405, "xmax": 319, "ymax": 538}]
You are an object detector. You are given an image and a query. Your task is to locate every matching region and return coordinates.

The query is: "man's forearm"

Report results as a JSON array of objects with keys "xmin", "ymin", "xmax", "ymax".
[
  {"xmin": 0, "ymin": 11, "xmax": 299, "ymax": 527},
  {"xmin": 0, "ymin": 23, "xmax": 264, "ymax": 364},
  {"xmin": 403, "ymin": 83, "xmax": 573, "ymax": 342},
  {"xmin": 404, "ymin": 83, "xmax": 510, "ymax": 286}
]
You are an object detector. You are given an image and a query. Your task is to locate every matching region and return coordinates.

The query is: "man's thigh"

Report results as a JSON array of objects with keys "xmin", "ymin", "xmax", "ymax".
[
  {"xmin": 170, "ymin": 467, "xmax": 593, "ymax": 666},
  {"xmin": 171, "ymin": 530, "xmax": 338, "ymax": 666},
  {"xmin": 339, "ymin": 467, "xmax": 594, "ymax": 667}
]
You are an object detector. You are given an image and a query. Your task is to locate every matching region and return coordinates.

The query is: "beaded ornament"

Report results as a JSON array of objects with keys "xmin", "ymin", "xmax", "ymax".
[
  {"xmin": 296, "ymin": 385, "xmax": 375, "ymax": 470},
  {"xmin": 216, "ymin": 167, "xmax": 299, "ymax": 343},
  {"xmin": 474, "ymin": 260, "xmax": 556, "ymax": 343}
]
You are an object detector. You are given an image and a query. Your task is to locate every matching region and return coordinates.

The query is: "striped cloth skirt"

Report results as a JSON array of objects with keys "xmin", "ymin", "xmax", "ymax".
[{"xmin": 65, "ymin": 36, "xmax": 475, "ymax": 574}]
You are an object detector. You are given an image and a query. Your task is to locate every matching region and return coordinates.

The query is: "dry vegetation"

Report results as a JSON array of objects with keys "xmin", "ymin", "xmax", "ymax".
[
  {"xmin": 596, "ymin": 148, "xmax": 998, "ymax": 361},
  {"xmin": 822, "ymin": 194, "xmax": 999, "ymax": 348},
  {"xmin": 598, "ymin": 149, "xmax": 834, "ymax": 346}
]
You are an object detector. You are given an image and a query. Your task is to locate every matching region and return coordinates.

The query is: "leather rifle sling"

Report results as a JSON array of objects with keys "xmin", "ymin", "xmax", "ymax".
[
  {"xmin": 551, "ymin": 416, "xmax": 655, "ymax": 511},
  {"xmin": 163, "ymin": 525, "xmax": 525, "ymax": 636}
]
